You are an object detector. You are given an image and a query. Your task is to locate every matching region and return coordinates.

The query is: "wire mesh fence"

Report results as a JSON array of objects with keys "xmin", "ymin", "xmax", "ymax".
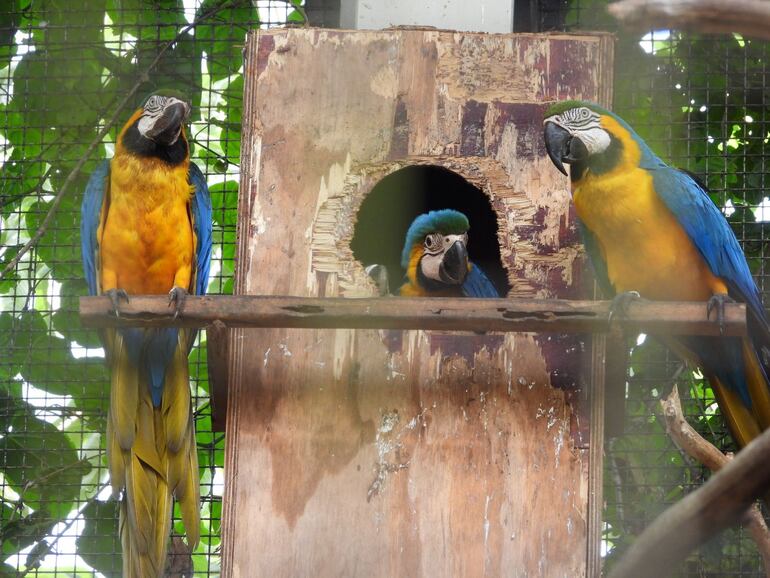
[
  {"xmin": 554, "ymin": 5, "xmax": 770, "ymax": 575},
  {"xmin": 2, "ymin": 0, "xmax": 770, "ymax": 576},
  {"xmin": 0, "ymin": 1, "xmax": 302, "ymax": 576}
]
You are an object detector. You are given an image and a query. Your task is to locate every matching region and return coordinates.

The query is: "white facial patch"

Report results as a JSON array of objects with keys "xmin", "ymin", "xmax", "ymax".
[
  {"xmin": 420, "ymin": 233, "xmax": 468, "ymax": 283},
  {"xmin": 546, "ymin": 106, "xmax": 611, "ymax": 155},
  {"xmin": 420, "ymin": 252, "xmax": 443, "ymax": 282},
  {"xmin": 137, "ymin": 95, "xmax": 167, "ymax": 138},
  {"xmin": 136, "ymin": 96, "xmax": 189, "ymax": 143},
  {"xmin": 578, "ymin": 126, "xmax": 611, "ymax": 155}
]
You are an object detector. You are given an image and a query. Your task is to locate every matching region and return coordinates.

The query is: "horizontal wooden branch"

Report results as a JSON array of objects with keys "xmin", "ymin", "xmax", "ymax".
[
  {"xmin": 608, "ymin": 0, "xmax": 770, "ymax": 40},
  {"xmin": 78, "ymin": 295, "xmax": 746, "ymax": 336},
  {"xmin": 607, "ymin": 421, "xmax": 770, "ymax": 578}
]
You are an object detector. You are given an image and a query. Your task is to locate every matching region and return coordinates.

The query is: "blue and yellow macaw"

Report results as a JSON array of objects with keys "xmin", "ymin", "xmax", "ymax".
[
  {"xmin": 398, "ymin": 209, "xmax": 499, "ymax": 298},
  {"xmin": 543, "ymin": 100, "xmax": 770, "ymax": 448},
  {"xmin": 81, "ymin": 92, "xmax": 212, "ymax": 577}
]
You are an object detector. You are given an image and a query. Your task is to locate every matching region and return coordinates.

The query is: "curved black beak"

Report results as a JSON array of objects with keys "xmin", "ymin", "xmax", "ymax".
[
  {"xmin": 544, "ymin": 121, "xmax": 571, "ymax": 176},
  {"xmin": 544, "ymin": 121, "xmax": 589, "ymax": 176},
  {"xmin": 439, "ymin": 241, "xmax": 469, "ymax": 285},
  {"xmin": 146, "ymin": 101, "xmax": 189, "ymax": 145}
]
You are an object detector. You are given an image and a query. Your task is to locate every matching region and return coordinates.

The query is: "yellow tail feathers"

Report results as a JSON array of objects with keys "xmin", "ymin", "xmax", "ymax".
[
  {"xmin": 107, "ymin": 328, "xmax": 200, "ymax": 578},
  {"xmin": 707, "ymin": 338, "xmax": 770, "ymax": 449},
  {"xmin": 743, "ymin": 341, "xmax": 770, "ymax": 431}
]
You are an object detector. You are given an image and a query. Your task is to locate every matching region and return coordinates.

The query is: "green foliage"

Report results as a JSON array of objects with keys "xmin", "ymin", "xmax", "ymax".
[
  {"xmin": 76, "ymin": 500, "xmax": 122, "ymax": 577},
  {"xmin": 0, "ymin": 0, "xmax": 285, "ymax": 573},
  {"xmin": 596, "ymin": 24, "xmax": 770, "ymax": 576}
]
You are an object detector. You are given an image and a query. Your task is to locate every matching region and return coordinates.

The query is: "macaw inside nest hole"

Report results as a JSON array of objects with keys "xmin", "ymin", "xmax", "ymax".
[{"xmin": 350, "ymin": 164, "xmax": 511, "ymax": 296}]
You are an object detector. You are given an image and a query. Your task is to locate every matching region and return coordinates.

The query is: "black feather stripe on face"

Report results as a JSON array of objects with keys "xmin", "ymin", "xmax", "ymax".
[
  {"xmin": 122, "ymin": 121, "xmax": 188, "ymax": 165},
  {"xmin": 570, "ymin": 134, "xmax": 624, "ymax": 181}
]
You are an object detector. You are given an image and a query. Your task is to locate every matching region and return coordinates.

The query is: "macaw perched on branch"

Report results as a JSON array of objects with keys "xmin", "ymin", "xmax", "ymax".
[
  {"xmin": 81, "ymin": 92, "xmax": 212, "ymax": 577},
  {"xmin": 398, "ymin": 209, "xmax": 499, "ymax": 298},
  {"xmin": 543, "ymin": 100, "xmax": 770, "ymax": 448}
]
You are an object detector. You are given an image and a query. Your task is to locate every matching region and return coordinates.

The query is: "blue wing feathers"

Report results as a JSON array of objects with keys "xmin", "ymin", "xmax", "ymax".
[
  {"xmin": 461, "ymin": 264, "xmax": 500, "ymax": 298},
  {"xmin": 189, "ymin": 162, "xmax": 212, "ymax": 297},
  {"xmin": 81, "ymin": 160, "xmax": 110, "ymax": 296},
  {"xmin": 650, "ymin": 166, "xmax": 769, "ymax": 407},
  {"xmin": 577, "ymin": 219, "xmax": 615, "ymax": 298},
  {"xmin": 652, "ymin": 168, "xmax": 768, "ymax": 325}
]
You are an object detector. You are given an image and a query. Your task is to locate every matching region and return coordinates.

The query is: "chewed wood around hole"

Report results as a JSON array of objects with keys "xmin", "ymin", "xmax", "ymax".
[{"xmin": 310, "ymin": 156, "xmax": 515, "ymax": 300}]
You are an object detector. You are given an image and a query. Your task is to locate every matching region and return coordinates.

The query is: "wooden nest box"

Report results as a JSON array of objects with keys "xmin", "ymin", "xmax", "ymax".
[{"xmin": 219, "ymin": 28, "xmax": 614, "ymax": 576}]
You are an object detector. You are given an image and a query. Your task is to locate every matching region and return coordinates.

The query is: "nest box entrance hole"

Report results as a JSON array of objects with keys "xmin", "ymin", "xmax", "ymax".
[{"xmin": 350, "ymin": 165, "xmax": 511, "ymax": 296}]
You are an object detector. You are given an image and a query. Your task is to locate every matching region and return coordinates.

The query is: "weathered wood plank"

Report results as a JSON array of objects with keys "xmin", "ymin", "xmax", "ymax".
[
  {"xmin": 588, "ymin": 334, "xmax": 607, "ymax": 577},
  {"xmin": 79, "ymin": 295, "xmax": 747, "ymax": 336},
  {"xmin": 206, "ymin": 320, "xmax": 230, "ymax": 432},
  {"xmin": 604, "ymin": 327, "xmax": 629, "ymax": 438},
  {"xmin": 222, "ymin": 28, "xmax": 615, "ymax": 578}
]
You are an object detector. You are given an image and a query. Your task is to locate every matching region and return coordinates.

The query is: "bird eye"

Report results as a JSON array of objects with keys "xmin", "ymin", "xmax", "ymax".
[{"xmin": 424, "ymin": 234, "xmax": 439, "ymax": 251}]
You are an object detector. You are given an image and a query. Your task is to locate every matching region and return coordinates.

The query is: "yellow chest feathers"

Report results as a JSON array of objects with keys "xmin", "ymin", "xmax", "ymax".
[
  {"xmin": 99, "ymin": 155, "xmax": 195, "ymax": 294},
  {"xmin": 573, "ymin": 168, "xmax": 725, "ymax": 300}
]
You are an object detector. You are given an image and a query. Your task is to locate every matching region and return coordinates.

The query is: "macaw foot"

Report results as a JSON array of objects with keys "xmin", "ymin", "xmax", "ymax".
[
  {"xmin": 168, "ymin": 286, "xmax": 188, "ymax": 319},
  {"xmin": 707, "ymin": 293, "xmax": 735, "ymax": 336},
  {"xmin": 608, "ymin": 291, "xmax": 642, "ymax": 327},
  {"xmin": 104, "ymin": 288, "xmax": 129, "ymax": 318}
]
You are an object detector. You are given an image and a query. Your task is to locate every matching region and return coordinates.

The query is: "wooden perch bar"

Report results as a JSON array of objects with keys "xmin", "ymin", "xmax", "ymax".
[
  {"xmin": 78, "ymin": 295, "xmax": 747, "ymax": 335},
  {"xmin": 607, "ymin": 423, "xmax": 770, "ymax": 578},
  {"xmin": 609, "ymin": 0, "xmax": 770, "ymax": 41}
]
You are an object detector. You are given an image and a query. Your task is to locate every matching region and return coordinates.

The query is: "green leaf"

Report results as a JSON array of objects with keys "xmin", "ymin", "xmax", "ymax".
[
  {"xmin": 2, "ymin": 397, "xmax": 92, "ymax": 520},
  {"xmin": 195, "ymin": 0, "xmax": 257, "ymax": 82},
  {"xmin": 52, "ymin": 280, "xmax": 103, "ymax": 348},
  {"xmin": 0, "ymin": 509, "xmax": 58, "ymax": 560},
  {"xmin": 76, "ymin": 500, "xmax": 122, "ymax": 577},
  {"xmin": 208, "ymin": 180, "xmax": 238, "ymax": 227},
  {"xmin": 287, "ymin": 10, "xmax": 305, "ymax": 24},
  {"xmin": 107, "ymin": 0, "xmax": 186, "ymax": 43}
]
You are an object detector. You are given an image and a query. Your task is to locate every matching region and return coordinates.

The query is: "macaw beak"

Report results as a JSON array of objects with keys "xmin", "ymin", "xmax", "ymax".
[
  {"xmin": 544, "ymin": 121, "xmax": 589, "ymax": 176},
  {"xmin": 146, "ymin": 100, "xmax": 190, "ymax": 145},
  {"xmin": 439, "ymin": 240, "xmax": 469, "ymax": 285}
]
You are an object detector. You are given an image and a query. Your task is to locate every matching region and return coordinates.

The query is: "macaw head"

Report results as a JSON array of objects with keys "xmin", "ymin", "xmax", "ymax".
[
  {"xmin": 543, "ymin": 100, "xmax": 650, "ymax": 181},
  {"xmin": 136, "ymin": 91, "xmax": 191, "ymax": 146},
  {"xmin": 402, "ymin": 209, "xmax": 471, "ymax": 291},
  {"xmin": 119, "ymin": 90, "xmax": 192, "ymax": 163}
]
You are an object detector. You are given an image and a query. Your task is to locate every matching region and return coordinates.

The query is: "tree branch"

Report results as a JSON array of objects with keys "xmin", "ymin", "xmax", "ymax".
[
  {"xmin": 661, "ymin": 385, "xmax": 770, "ymax": 573},
  {"xmin": 0, "ymin": 0, "xmax": 251, "ymax": 281},
  {"xmin": 609, "ymin": 0, "xmax": 770, "ymax": 40},
  {"xmin": 607, "ymin": 387, "xmax": 770, "ymax": 578}
]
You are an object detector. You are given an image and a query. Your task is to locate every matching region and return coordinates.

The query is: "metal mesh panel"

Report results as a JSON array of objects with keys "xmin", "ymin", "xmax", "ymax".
[
  {"xmin": 0, "ymin": 2, "xmax": 302, "ymax": 576},
  {"xmin": 531, "ymin": 2, "xmax": 770, "ymax": 574},
  {"xmin": 602, "ymin": 32, "xmax": 770, "ymax": 576},
  {"xmin": 3, "ymin": 0, "xmax": 769, "ymax": 576}
]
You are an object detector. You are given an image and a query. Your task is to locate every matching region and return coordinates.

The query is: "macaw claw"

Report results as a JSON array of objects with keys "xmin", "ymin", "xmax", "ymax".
[
  {"xmin": 104, "ymin": 288, "xmax": 130, "ymax": 318},
  {"xmin": 168, "ymin": 286, "xmax": 189, "ymax": 319},
  {"xmin": 707, "ymin": 293, "xmax": 735, "ymax": 336},
  {"xmin": 608, "ymin": 291, "xmax": 642, "ymax": 327}
]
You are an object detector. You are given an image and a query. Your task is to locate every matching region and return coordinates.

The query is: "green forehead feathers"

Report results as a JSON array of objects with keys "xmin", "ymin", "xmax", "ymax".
[
  {"xmin": 544, "ymin": 100, "xmax": 611, "ymax": 119},
  {"xmin": 401, "ymin": 209, "xmax": 470, "ymax": 268}
]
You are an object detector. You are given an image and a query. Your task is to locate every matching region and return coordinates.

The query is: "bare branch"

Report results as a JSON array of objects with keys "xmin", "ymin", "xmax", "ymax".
[
  {"xmin": 661, "ymin": 385, "xmax": 770, "ymax": 573},
  {"xmin": 609, "ymin": 0, "xmax": 770, "ymax": 40},
  {"xmin": 607, "ymin": 386, "xmax": 770, "ymax": 578}
]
